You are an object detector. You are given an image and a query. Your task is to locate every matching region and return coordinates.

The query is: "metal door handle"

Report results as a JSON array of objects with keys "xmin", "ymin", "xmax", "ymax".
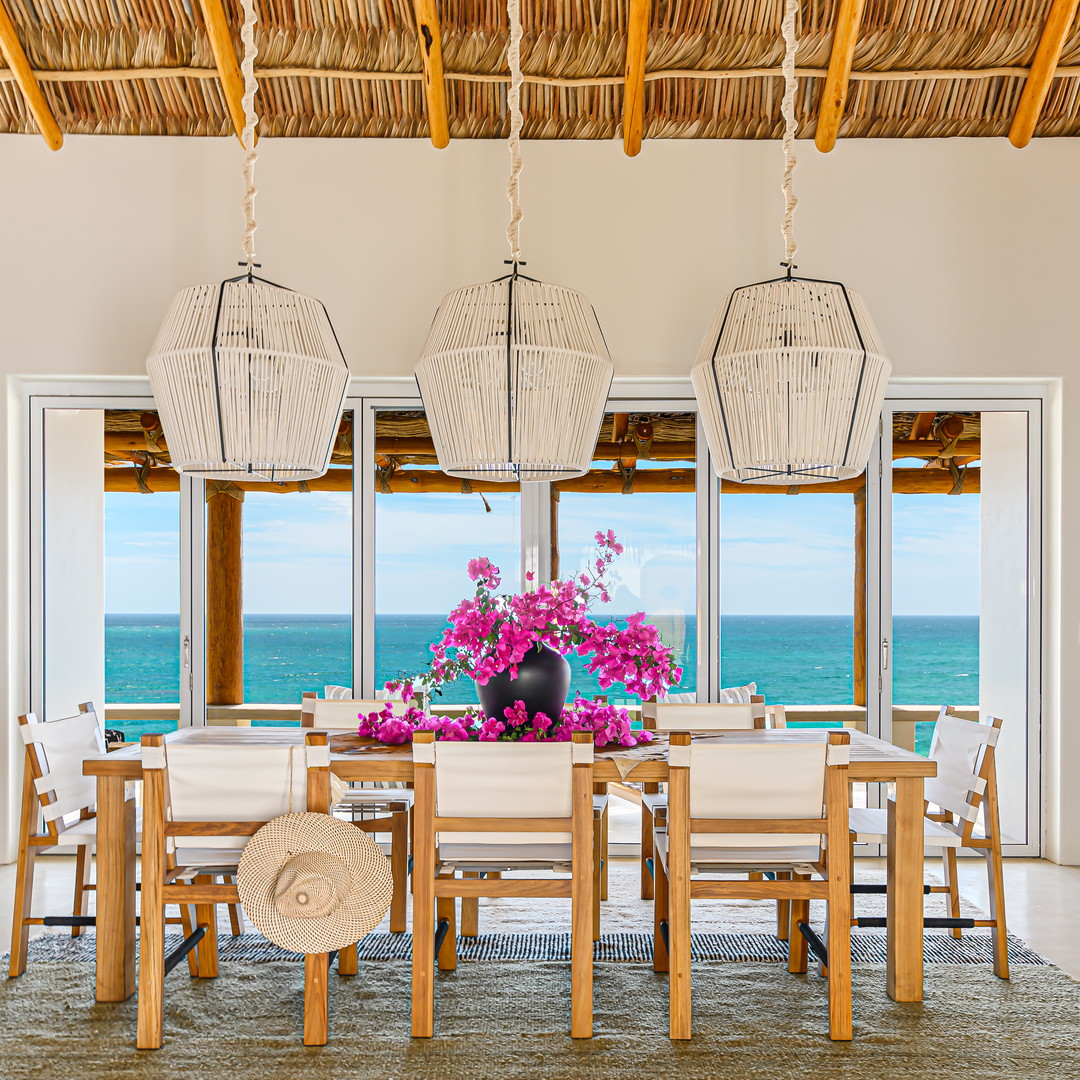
[{"xmin": 881, "ymin": 637, "xmax": 890, "ymax": 670}]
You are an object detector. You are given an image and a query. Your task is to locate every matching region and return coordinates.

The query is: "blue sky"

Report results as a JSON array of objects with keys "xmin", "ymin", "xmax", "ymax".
[{"xmin": 104, "ymin": 487, "xmax": 980, "ymax": 616}]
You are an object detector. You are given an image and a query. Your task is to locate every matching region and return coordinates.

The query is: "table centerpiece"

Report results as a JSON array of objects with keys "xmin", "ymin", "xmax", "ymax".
[{"xmin": 362, "ymin": 531, "xmax": 682, "ymax": 746}]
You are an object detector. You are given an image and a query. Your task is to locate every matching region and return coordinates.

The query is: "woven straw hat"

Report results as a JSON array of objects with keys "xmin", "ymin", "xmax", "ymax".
[{"xmin": 237, "ymin": 813, "xmax": 393, "ymax": 953}]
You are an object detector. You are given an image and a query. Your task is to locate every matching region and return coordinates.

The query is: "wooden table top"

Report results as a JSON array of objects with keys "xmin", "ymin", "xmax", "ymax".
[{"xmin": 85, "ymin": 726, "xmax": 935, "ymax": 784}]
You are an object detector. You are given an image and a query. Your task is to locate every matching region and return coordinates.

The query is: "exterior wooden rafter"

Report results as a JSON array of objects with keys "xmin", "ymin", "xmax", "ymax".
[
  {"xmin": 622, "ymin": 0, "xmax": 650, "ymax": 156},
  {"xmin": 105, "ymin": 466, "xmax": 980, "ymax": 496},
  {"xmin": 412, "ymin": 0, "xmax": 450, "ymax": 149},
  {"xmin": 815, "ymin": 0, "xmax": 868, "ymax": 153},
  {"xmin": 1009, "ymin": 0, "xmax": 1080, "ymax": 147},
  {"xmin": 0, "ymin": 0, "xmax": 62, "ymax": 149},
  {"xmin": 197, "ymin": 0, "xmax": 248, "ymax": 147}
]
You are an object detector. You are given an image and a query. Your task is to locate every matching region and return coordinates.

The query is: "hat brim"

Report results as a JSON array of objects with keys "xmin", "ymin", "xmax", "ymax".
[{"xmin": 237, "ymin": 813, "xmax": 394, "ymax": 954}]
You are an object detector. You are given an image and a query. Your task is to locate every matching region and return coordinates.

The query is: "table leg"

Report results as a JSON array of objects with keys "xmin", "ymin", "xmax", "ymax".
[
  {"xmin": 95, "ymin": 776, "xmax": 136, "ymax": 1002},
  {"xmin": 886, "ymin": 778, "xmax": 924, "ymax": 1002}
]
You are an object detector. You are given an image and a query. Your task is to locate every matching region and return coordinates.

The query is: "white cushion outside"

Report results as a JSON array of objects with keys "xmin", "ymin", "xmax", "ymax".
[{"xmin": 848, "ymin": 806, "xmax": 964, "ymax": 848}]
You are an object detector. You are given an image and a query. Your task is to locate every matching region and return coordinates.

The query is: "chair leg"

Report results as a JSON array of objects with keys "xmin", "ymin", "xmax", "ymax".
[
  {"xmin": 178, "ymin": 904, "xmax": 201, "ymax": 977},
  {"xmin": 787, "ymin": 875, "xmax": 810, "ymax": 974},
  {"xmin": 8, "ymin": 845, "xmax": 37, "ymax": 978},
  {"xmin": 775, "ymin": 870, "xmax": 791, "ymax": 942},
  {"xmin": 942, "ymin": 848, "xmax": 963, "ymax": 939},
  {"xmin": 652, "ymin": 843, "xmax": 669, "ymax": 973},
  {"xmin": 192, "ymin": 875, "xmax": 219, "ymax": 979},
  {"xmin": 826, "ymin": 874, "xmax": 853, "ymax": 1041},
  {"xmin": 303, "ymin": 953, "xmax": 330, "ymax": 1046},
  {"xmin": 389, "ymin": 810, "xmax": 409, "ymax": 933},
  {"xmin": 411, "ymin": 875, "xmax": 435, "ymax": 1037},
  {"xmin": 337, "ymin": 943, "xmax": 359, "ymax": 976},
  {"xmin": 985, "ymin": 847, "xmax": 1010, "ymax": 979},
  {"xmin": 640, "ymin": 788, "xmax": 657, "ymax": 900},
  {"xmin": 136, "ymin": 875, "xmax": 166, "ymax": 1050},
  {"xmin": 225, "ymin": 876, "xmax": 243, "ymax": 937},
  {"xmin": 600, "ymin": 801, "xmax": 609, "ymax": 901},
  {"xmin": 72, "ymin": 844, "xmax": 93, "ymax": 938},
  {"xmin": 460, "ymin": 874, "xmax": 479, "ymax": 938},
  {"xmin": 592, "ymin": 815, "xmax": 603, "ymax": 941},
  {"xmin": 436, "ymin": 874, "xmax": 457, "ymax": 971}
]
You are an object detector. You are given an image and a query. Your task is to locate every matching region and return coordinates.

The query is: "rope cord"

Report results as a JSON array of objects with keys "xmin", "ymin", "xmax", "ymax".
[
  {"xmin": 505, "ymin": 0, "xmax": 524, "ymax": 264},
  {"xmin": 780, "ymin": 0, "xmax": 799, "ymax": 268},
  {"xmin": 240, "ymin": 0, "xmax": 258, "ymax": 269}
]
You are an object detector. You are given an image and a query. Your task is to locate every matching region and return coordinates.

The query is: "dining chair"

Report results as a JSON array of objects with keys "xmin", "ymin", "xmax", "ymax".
[
  {"xmin": 9, "ymin": 703, "xmax": 209, "ymax": 978},
  {"xmin": 653, "ymin": 730, "xmax": 853, "ymax": 1041},
  {"xmin": 849, "ymin": 707, "xmax": 1009, "ymax": 978},
  {"xmin": 301, "ymin": 692, "xmax": 412, "ymax": 933},
  {"xmin": 638, "ymin": 695, "xmax": 786, "ymax": 901},
  {"xmin": 410, "ymin": 730, "xmax": 596, "ymax": 1039},
  {"xmin": 137, "ymin": 731, "xmax": 341, "ymax": 1048}
]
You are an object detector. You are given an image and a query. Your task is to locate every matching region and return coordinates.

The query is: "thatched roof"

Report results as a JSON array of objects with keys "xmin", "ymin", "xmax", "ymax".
[{"xmin": 1, "ymin": 0, "xmax": 1078, "ymax": 144}]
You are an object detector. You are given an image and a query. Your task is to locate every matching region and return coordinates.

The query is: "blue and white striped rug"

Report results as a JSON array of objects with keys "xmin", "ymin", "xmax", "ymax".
[{"xmin": 16, "ymin": 929, "xmax": 1047, "ymax": 965}]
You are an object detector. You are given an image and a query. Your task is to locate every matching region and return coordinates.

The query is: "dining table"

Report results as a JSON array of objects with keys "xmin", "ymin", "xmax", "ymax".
[{"xmin": 84, "ymin": 725, "xmax": 936, "ymax": 1006}]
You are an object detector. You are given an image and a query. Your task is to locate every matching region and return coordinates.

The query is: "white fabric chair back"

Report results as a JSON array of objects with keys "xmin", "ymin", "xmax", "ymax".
[
  {"xmin": 309, "ymin": 697, "xmax": 409, "ymax": 729},
  {"xmin": 19, "ymin": 706, "xmax": 105, "ymax": 823},
  {"xmin": 433, "ymin": 741, "xmax": 587, "ymax": 845},
  {"xmin": 926, "ymin": 710, "xmax": 1000, "ymax": 823},
  {"xmin": 643, "ymin": 701, "xmax": 762, "ymax": 731},
  {"xmin": 688, "ymin": 740, "xmax": 828, "ymax": 848},
  {"xmin": 659, "ymin": 691, "xmax": 697, "ymax": 703},
  {"xmin": 144, "ymin": 743, "xmax": 313, "ymax": 849}
]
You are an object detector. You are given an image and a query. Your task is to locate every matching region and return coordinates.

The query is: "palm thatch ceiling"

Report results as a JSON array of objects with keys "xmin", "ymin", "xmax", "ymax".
[{"xmin": 2, "ymin": 0, "xmax": 1076, "ymax": 150}]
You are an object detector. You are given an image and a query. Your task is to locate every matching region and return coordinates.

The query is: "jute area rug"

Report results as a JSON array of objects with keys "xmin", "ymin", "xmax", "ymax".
[{"xmin": 2, "ymin": 959, "xmax": 1078, "ymax": 1080}]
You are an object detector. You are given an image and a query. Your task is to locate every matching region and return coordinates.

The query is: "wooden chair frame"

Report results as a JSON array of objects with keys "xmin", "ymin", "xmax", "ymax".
[
  {"xmin": 9, "ymin": 704, "xmax": 207, "ymax": 978},
  {"xmin": 640, "ymin": 694, "xmax": 785, "ymax": 900},
  {"xmin": 137, "ymin": 731, "xmax": 338, "ymax": 1048},
  {"xmin": 301, "ymin": 691, "xmax": 411, "ymax": 932},
  {"xmin": 410, "ymin": 731, "xmax": 596, "ymax": 1039},
  {"xmin": 654, "ymin": 730, "xmax": 853, "ymax": 1041}
]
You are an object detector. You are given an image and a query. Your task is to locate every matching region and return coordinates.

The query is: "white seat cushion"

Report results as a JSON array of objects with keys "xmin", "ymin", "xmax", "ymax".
[
  {"xmin": 593, "ymin": 794, "xmax": 609, "ymax": 815},
  {"xmin": 654, "ymin": 829, "xmax": 820, "ymax": 871},
  {"xmin": 848, "ymin": 806, "xmax": 963, "ymax": 848},
  {"xmin": 336, "ymin": 788, "xmax": 414, "ymax": 807},
  {"xmin": 173, "ymin": 846, "xmax": 244, "ymax": 869},
  {"xmin": 642, "ymin": 791, "xmax": 667, "ymax": 815},
  {"xmin": 51, "ymin": 808, "xmax": 144, "ymax": 846},
  {"xmin": 438, "ymin": 842, "xmax": 573, "ymax": 868}
]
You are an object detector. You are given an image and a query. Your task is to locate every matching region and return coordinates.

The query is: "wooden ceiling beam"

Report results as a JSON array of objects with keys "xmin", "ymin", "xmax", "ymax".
[
  {"xmin": 105, "ymin": 466, "xmax": 980, "ymax": 495},
  {"xmin": 412, "ymin": 0, "xmax": 450, "ymax": 149},
  {"xmin": 0, "ymin": 0, "xmax": 62, "ymax": 150},
  {"xmin": 1009, "ymin": 0, "xmax": 1080, "ymax": 148},
  {"xmin": 815, "ymin": 0, "xmax": 868, "ymax": 153},
  {"xmin": 622, "ymin": 0, "xmax": 649, "ymax": 156},
  {"xmin": 198, "ymin": 0, "xmax": 248, "ymax": 147}
]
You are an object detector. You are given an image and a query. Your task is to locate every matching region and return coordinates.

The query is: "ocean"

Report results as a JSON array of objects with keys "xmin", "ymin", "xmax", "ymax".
[{"xmin": 105, "ymin": 613, "xmax": 979, "ymax": 708}]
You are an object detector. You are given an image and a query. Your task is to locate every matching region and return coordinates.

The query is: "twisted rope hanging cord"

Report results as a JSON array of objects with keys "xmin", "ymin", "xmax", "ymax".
[
  {"xmin": 240, "ymin": 0, "xmax": 259, "ymax": 269},
  {"xmin": 505, "ymin": 0, "xmax": 524, "ymax": 264},
  {"xmin": 780, "ymin": 0, "xmax": 799, "ymax": 268}
]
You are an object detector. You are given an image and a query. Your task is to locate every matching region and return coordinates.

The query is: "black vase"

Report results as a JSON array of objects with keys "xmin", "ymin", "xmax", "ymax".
[{"xmin": 476, "ymin": 642, "xmax": 571, "ymax": 723}]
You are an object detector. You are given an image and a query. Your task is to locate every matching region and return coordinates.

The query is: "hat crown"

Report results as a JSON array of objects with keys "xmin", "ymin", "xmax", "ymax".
[{"xmin": 273, "ymin": 851, "xmax": 352, "ymax": 920}]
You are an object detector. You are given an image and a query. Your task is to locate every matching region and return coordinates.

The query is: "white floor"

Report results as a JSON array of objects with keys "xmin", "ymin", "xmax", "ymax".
[{"xmin": 3, "ymin": 853, "xmax": 1078, "ymax": 979}]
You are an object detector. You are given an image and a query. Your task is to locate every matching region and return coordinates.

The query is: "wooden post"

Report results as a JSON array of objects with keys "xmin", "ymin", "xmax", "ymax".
[
  {"xmin": 206, "ymin": 486, "xmax": 244, "ymax": 705},
  {"xmin": 853, "ymin": 486, "xmax": 867, "ymax": 707},
  {"xmin": 550, "ymin": 486, "xmax": 561, "ymax": 581}
]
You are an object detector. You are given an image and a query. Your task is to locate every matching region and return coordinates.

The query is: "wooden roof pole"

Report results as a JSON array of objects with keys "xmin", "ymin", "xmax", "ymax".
[
  {"xmin": 197, "ymin": 0, "xmax": 248, "ymax": 146},
  {"xmin": 205, "ymin": 485, "xmax": 244, "ymax": 706},
  {"xmin": 814, "ymin": 0, "xmax": 867, "ymax": 153},
  {"xmin": 0, "ymin": 1, "xmax": 62, "ymax": 150},
  {"xmin": 622, "ymin": 0, "xmax": 649, "ymax": 156},
  {"xmin": 412, "ymin": 0, "xmax": 450, "ymax": 149},
  {"xmin": 1009, "ymin": 0, "xmax": 1080, "ymax": 148}
]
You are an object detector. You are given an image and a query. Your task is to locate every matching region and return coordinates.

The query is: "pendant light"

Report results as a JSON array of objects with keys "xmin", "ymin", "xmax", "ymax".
[
  {"xmin": 414, "ymin": 0, "xmax": 613, "ymax": 483},
  {"xmin": 691, "ymin": 0, "xmax": 890, "ymax": 485},
  {"xmin": 146, "ymin": 0, "xmax": 349, "ymax": 482}
]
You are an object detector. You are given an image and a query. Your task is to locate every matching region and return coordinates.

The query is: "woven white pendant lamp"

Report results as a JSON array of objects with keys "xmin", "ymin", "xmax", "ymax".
[
  {"xmin": 146, "ymin": 0, "xmax": 348, "ymax": 482},
  {"xmin": 691, "ymin": 0, "xmax": 890, "ymax": 485},
  {"xmin": 414, "ymin": 0, "xmax": 613, "ymax": 483}
]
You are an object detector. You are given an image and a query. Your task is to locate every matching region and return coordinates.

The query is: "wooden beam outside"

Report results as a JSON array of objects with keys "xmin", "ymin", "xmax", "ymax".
[
  {"xmin": 906, "ymin": 412, "xmax": 937, "ymax": 441},
  {"xmin": 893, "ymin": 438, "xmax": 979, "ymax": 460},
  {"xmin": 853, "ymin": 487, "xmax": 867, "ymax": 706},
  {"xmin": 104, "ymin": 466, "xmax": 980, "ymax": 496},
  {"xmin": 205, "ymin": 490, "xmax": 244, "ymax": 706},
  {"xmin": 1009, "ymin": 0, "xmax": 1080, "ymax": 148},
  {"xmin": 198, "ymin": 0, "xmax": 249, "ymax": 146},
  {"xmin": 0, "ymin": 0, "xmax": 62, "ymax": 150},
  {"xmin": 814, "ymin": 0, "xmax": 868, "ymax": 153},
  {"xmin": 622, "ymin": 0, "xmax": 649, "ymax": 156},
  {"xmin": 412, "ymin": 0, "xmax": 450, "ymax": 149}
]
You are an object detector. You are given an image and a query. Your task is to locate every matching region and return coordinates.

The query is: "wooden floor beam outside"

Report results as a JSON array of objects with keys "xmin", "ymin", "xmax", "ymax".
[{"xmin": 0, "ymin": 0, "xmax": 62, "ymax": 149}]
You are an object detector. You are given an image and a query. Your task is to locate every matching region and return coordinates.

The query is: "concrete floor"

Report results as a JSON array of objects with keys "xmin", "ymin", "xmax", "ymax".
[{"xmin": 3, "ymin": 853, "xmax": 1078, "ymax": 979}]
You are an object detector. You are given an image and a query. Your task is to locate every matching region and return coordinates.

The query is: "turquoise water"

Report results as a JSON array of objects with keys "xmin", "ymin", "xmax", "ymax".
[{"xmin": 105, "ymin": 613, "xmax": 978, "ymax": 707}]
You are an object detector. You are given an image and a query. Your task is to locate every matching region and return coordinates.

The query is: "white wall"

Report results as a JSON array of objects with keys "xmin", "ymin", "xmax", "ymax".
[{"xmin": 0, "ymin": 135, "xmax": 1077, "ymax": 862}]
